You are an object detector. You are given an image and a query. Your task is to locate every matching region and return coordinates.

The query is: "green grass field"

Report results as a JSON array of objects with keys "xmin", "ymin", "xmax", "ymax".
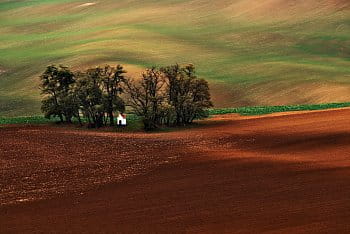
[
  {"xmin": 0, "ymin": 114, "xmax": 143, "ymax": 131},
  {"xmin": 1, "ymin": 102, "xmax": 350, "ymax": 126},
  {"xmin": 0, "ymin": 0, "xmax": 349, "ymax": 117},
  {"xmin": 209, "ymin": 102, "xmax": 350, "ymax": 116}
]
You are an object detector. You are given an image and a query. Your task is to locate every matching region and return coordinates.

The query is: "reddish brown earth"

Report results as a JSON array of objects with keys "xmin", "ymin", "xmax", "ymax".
[{"xmin": 1, "ymin": 109, "xmax": 350, "ymax": 233}]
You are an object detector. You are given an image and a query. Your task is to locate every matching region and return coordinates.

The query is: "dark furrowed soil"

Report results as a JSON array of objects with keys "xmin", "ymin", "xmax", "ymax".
[{"xmin": 1, "ymin": 109, "xmax": 350, "ymax": 233}]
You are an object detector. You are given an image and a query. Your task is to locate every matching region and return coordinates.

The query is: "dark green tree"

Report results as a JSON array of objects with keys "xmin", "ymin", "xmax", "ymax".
[
  {"xmin": 40, "ymin": 65, "xmax": 76, "ymax": 123},
  {"xmin": 100, "ymin": 65, "xmax": 126, "ymax": 126},
  {"xmin": 161, "ymin": 64, "xmax": 213, "ymax": 125},
  {"xmin": 124, "ymin": 67, "xmax": 165, "ymax": 130},
  {"xmin": 73, "ymin": 69, "xmax": 105, "ymax": 127},
  {"xmin": 183, "ymin": 78, "xmax": 213, "ymax": 123}
]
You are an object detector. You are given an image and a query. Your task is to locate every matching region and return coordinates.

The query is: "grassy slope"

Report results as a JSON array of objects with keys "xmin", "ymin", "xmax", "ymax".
[{"xmin": 0, "ymin": 0, "xmax": 349, "ymax": 116}]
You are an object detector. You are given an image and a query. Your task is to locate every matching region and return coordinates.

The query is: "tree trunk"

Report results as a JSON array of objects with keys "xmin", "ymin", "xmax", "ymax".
[
  {"xmin": 64, "ymin": 113, "xmax": 72, "ymax": 123},
  {"xmin": 52, "ymin": 91, "xmax": 63, "ymax": 123},
  {"xmin": 58, "ymin": 114, "xmax": 64, "ymax": 123},
  {"xmin": 77, "ymin": 113, "xmax": 82, "ymax": 126},
  {"xmin": 109, "ymin": 111, "xmax": 114, "ymax": 126},
  {"xmin": 66, "ymin": 117, "xmax": 72, "ymax": 124}
]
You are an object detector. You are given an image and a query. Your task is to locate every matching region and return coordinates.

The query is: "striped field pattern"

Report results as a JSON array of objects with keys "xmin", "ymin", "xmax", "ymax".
[{"xmin": 0, "ymin": 0, "xmax": 349, "ymax": 116}]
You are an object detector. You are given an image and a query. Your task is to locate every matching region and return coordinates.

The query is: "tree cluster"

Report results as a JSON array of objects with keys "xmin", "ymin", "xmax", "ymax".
[
  {"xmin": 125, "ymin": 64, "xmax": 213, "ymax": 130},
  {"xmin": 40, "ymin": 64, "xmax": 213, "ymax": 130},
  {"xmin": 40, "ymin": 64, "xmax": 125, "ymax": 127}
]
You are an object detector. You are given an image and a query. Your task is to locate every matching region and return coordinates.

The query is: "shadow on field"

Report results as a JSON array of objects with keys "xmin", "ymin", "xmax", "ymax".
[
  {"xmin": 217, "ymin": 131, "xmax": 350, "ymax": 154},
  {"xmin": 1, "ymin": 156, "xmax": 350, "ymax": 233}
]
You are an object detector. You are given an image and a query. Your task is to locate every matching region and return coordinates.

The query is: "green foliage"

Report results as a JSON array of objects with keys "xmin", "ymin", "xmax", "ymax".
[
  {"xmin": 161, "ymin": 64, "xmax": 213, "ymax": 125},
  {"xmin": 72, "ymin": 65, "xmax": 126, "ymax": 127},
  {"xmin": 210, "ymin": 102, "xmax": 350, "ymax": 116},
  {"xmin": 0, "ymin": 114, "xmax": 143, "ymax": 131},
  {"xmin": 73, "ymin": 68, "xmax": 105, "ymax": 127},
  {"xmin": 2, "ymin": 102, "xmax": 350, "ymax": 127},
  {"xmin": 125, "ymin": 64, "xmax": 213, "ymax": 130},
  {"xmin": 38, "ymin": 64, "xmax": 127, "ymax": 128},
  {"xmin": 115, "ymin": 114, "xmax": 143, "ymax": 132},
  {"xmin": 125, "ymin": 67, "xmax": 166, "ymax": 130},
  {"xmin": 0, "ymin": 116, "xmax": 59, "ymax": 125},
  {"xmin": 40, "ymin": 65, "xmax": 76, "ymax": 122},
  {"xmin": 100, "ymin": 65, "xmax": 126, "ymax": 126}
]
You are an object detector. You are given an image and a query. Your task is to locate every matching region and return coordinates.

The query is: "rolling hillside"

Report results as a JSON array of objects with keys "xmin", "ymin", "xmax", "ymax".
[{"xmin": 0, "ymin": 0, "xmax": 349, "ymax": 116}]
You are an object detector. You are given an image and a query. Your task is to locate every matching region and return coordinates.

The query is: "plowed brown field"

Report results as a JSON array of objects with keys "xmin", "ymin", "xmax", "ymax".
[{"xmin": 1, "ymin": 109, "xmax": 350, "ymax": 233}]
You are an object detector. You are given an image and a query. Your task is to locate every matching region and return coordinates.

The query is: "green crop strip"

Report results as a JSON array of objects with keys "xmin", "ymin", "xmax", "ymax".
[
  {"xmin": 209, "ymin": 102, "xmax": 350, "ymax": 116},
  {"xmin": 2, "ymin": 102, "xmax": 350, "ymax": 125}
]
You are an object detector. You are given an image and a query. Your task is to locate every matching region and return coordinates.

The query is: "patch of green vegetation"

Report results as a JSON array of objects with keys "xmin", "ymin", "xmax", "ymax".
[
  {"xmin": 115, "ymin": 115, "xmax": 143, "ymax": 132},
  {"xmin": 0, "ymin": 113, "xmax": 143, "ymax": 131},
  {"xmin": 210, "ymin": 102, "xmax": 350, "ymax": 116},
  {"xmin": 2, "ymin": 102, "xmax": 350, "ymax": 126},
  {"xmin": 0, "ymin": 116, "xmax": 59, "ymax": 124}
]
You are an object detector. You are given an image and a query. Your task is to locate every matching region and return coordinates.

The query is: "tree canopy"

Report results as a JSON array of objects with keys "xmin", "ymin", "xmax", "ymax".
[{"xmin": 40, "ymin": 63, "xmax": 213, "ymax": 130}]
